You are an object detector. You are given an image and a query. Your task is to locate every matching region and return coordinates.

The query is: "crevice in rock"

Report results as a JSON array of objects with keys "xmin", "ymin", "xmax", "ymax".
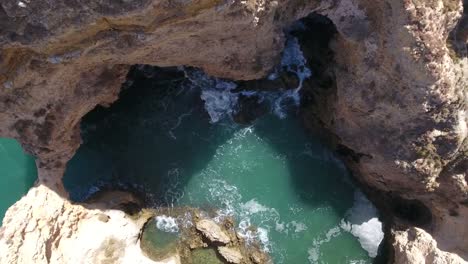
[
  {"xmin": 390, "ymin": 195, "xmax": 433, "ymax": 228},
  {"xmin": 448, "ymin": 0, "xmax": 468, "ymax": 58},
  {"xmin": 293, "ymin": 13, "xmax": 340, "ymax": 145}
]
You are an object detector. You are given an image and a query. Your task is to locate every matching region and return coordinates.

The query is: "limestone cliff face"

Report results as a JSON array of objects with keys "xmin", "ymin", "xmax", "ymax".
[
  {"xmin": 0, "ymin": 0, "xmax": 319, "ymax": 192},
  {"xmin": 0, "ymin": 0, "xmax": 467, "ymax": 263},
  {"xmin": 316, "ymin": 0, "xmax": 468, "ymax": 260},
  {"xmin": 0, "ymin": 186, "xmax": 175, "ymax": 264}
]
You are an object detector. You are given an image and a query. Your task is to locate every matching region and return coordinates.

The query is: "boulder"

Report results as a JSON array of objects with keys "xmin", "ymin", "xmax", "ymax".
[
  {"xmin": 195, "ymin": 219, "xmax": 231, "ymax": 244},
  {"xmin": 218, "ymin": 246, "xmax": 243, "ymax": 264}
]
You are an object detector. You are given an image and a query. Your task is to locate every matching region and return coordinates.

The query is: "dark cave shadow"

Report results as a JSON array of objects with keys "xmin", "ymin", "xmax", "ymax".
[{"xmin": 63, "ymin": 66, "xmax": 236, "ymax": 206}]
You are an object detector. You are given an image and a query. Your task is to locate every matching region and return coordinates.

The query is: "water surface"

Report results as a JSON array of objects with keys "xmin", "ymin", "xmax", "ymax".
[
  {"xmin": 0, "ymin": 138, "xmax": 37, "ymax": 221},
  {"xmin": 64, "ymin": 67, "xmax": 383, "ymax": 263}
]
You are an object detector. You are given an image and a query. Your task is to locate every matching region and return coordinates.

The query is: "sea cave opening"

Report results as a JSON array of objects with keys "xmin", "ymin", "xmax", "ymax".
[{"xmin": 62, "ymin": 13, "xmax": 386, "ymax": 264}]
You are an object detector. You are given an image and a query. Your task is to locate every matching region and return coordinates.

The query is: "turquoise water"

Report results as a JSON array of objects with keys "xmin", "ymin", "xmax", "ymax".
[
  {"xmin": 141, "ymin": 217, "xmax": 180, "ymax": 261},
  {"xmin": 64, "ymin": 66, "xmax": 384, "ymax": 263},
  {"xmin": 0, "ymin": 138, "xmax": 37, "ymax": 222}
]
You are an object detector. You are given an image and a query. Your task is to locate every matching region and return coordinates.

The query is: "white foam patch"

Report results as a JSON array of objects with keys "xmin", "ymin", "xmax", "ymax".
[
  {"xmin": 290, "ymin": 221, "xmax": 308, "ymax": 233},
  {"xmin": 340, "ymin": 191, "xmax": 384, "ymax": 258},
  {"xmin": 182, "ymin": 68, "xmax": 239, "ymax": 123},
  {"xmin": 281, "ymin": 37, "xmax": 312, "ymax": 89},
  {"xmin": 181, "ymin": 35, "xmax": 312, "ymax": 123},
  {"xmin": 241, "ymin": 199, "xmax": 273, "ymax": 214},
  {"xmin": 307, "ymin": 226, "xmax": 341, "ymax": 264},
  {"xmin": 257, "ymin": 227, "xmax": 271, "ymax": 252},
  {"xmin": 155, "ymin": 215, "xmax": 179, "ymax": 233},
  {"xmin": 200, "ymin": 88, "xmax": 238, "ymax": 123}
]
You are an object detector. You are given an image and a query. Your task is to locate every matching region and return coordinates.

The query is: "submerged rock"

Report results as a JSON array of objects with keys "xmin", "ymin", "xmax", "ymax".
[
  {"xmin": 218, "ymin": 246, "xmax": 243, "ymax": 264},
  {"xmin": 195, "ymin": 219, "xmax": 231, "ymax": 244},
  {"xmin": 139, "ymin": 208, "xmax": 270, "ymax": 264},
  {"xmin": 140, "ymin": 217, "xmax": 180, "ymax": 261},
  {"xmin": 190, "ymin": 248, "xmax": 224, "ymax": 264}
]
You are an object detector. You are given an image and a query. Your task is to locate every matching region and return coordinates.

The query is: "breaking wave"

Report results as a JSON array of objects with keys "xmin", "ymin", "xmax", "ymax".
[
  {"xmin": 155, "ymin": 215, "xmax": 179, "ymax": 233},
  {"xmin": 182, "ymin": 36, "xmax": 312, "ymax": 123}
]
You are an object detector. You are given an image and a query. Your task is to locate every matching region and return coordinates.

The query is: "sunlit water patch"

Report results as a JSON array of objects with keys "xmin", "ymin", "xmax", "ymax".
[{"xmin": 0, "ymin": 138, "xmax": 37, "ymax": 221}]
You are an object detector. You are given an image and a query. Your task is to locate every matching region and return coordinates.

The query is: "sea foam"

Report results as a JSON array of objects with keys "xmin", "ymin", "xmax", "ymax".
[
  {"xmin": 182, "ymin": 35, "xmax": 312, "ymax": 123},
  {"xmin": 340, "ymin": 191, "xmax": 384, "ymax": 257},
  {"xmin": 155, "ymin": 215, "xmax": 179, "ymax": 233}
]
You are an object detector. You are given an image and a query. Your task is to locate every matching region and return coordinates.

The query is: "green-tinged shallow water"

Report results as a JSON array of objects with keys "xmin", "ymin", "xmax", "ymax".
[
  {"xmin": 64, "ymin": 68, "xmax": 384, "ymax": 263},
  {"xmin": 0, "ymin": 138, "xmax": 37, "ymax": 222}
]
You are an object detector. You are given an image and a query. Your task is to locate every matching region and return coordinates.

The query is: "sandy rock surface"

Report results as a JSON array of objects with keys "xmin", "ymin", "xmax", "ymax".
[
  {"xmin": 218, "ymin": 246, "xmax": 244, "ymax": 264},
  {"xmin": 0, "ymin": 185, "xmax": 179, "ymax": 264},
  {"xmin": 195, "ymin": 219, "xmax": 231, "ymax": 244}
]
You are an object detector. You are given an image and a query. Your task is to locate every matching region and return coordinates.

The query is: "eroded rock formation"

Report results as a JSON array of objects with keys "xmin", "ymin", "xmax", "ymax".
[
  {"xmin": 0, "ymin": 0, "xmax": 467, "ymax": 263},
  {"xmin": 0, "ymin": 186, "xmax": 177, "ymax": 264}
]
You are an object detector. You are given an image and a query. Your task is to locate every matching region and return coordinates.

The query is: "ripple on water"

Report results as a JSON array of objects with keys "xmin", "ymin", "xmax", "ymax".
[{"xmin": 63, "ymin": 39, "xmax": 384, "ymax": 263}]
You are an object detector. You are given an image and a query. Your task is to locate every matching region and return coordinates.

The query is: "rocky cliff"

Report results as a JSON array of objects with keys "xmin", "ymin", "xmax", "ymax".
[{"xmin": 0, "ymin": 0, "xmax": 467, "ymax": 263}]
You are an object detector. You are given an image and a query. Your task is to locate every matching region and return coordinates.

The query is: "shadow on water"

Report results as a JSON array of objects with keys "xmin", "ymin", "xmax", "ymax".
[
  {"xmin": 64, "ymin": 66, "xmax": 236, "ymax": 204},
  {"xmin": 63, "ymin": 65, "xmax": 383, "ymax": 263},
  {"xmin": 253, "ymin": 115, "xmax": 388, "ymax": 264},
  {"xmin": 252, "ymin": 115, "xmax": 354, "ymax": 218},
  {"xmin": 63, "ymin": 12, "xmax": 386, "ymax": 261}
]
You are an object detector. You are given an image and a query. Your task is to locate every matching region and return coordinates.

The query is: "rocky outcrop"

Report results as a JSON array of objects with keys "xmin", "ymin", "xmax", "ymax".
[
  {"xmin": 139, "ymin": 209, "xmax": 269, "ymax": 263},
  {"xmin": 195, "ymin": 219, "xmax": 231, "ymax": 244},
  {"xmin": 0, "ymin": 0, "xmax": 467, "ymax": 262},
  {"xmin": 393, "ymin": 227, "xmax": 467, "ymax": 264},
  {"xmin": 218, "ymin": 246, "xmax": 243, "ymax": 263}
]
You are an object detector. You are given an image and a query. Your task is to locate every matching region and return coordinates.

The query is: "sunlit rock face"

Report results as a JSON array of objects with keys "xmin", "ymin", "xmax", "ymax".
[
  {"xmin": 0, "ymin": 0, "xmax": 321, "ymax": 192},
  {"xmin": 0, "ymin": 0, "xmax": 467, "ymax": 263},
  {"xmin": 0, "ymin": 186, "xmax": 171, "ymax": 264}
]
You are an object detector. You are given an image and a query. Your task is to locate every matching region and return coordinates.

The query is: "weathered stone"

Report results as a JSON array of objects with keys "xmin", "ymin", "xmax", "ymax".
[
  {"xmin": 195, "ymin": 219, "xmax": 231, "ymax": 244},
  {"xmin": 218, "ymin": 246, "xmax": 243, "ymax": 264},
  {"xmin": 0, "ymin": 186, "xmax": 176, "ymax": 264},
  {"xmin": 393, "ymin": 227, "xmax": 467, "ymax": 264},
  {"xmin": 250, "ymin": 250, "xmax": 269, "ymax": 264}
]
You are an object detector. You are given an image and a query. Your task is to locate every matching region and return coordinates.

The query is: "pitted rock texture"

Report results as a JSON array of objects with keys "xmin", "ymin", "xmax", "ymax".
[
  {"xmin": 218, "ymin": 246, "xmax": 243, "ymax": 263},
  {"xmin": 0, "ymin": 0, "xmax": 320, "ymax": 194},
  {"xmin": 308, "ymin": 0, "xmax": 468, "ymax": 260},
  {"xmin": 196, "ymin": 219, "xmax": 231, "ymax": 244},
  {"xmin": 0, "ymin": 0, "xmax": 467, "ymax": 262},
  {"xmin": 0, "ymin": 185, "xmax": 179, "ymax": 264},
  {"xmin": 393, "ymin": 227, "xmax": 467, "ymax": 264}
]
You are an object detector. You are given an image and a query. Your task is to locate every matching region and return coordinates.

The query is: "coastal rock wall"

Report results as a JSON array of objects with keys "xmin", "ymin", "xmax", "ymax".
[
  {"xmin": 0, "ymin": 0, "xmax": 467, "ymax": 262},
  {"xmin": 316, "ymin": 0, "xmax": 468, "ymax": 260},
  {"xmin": 0, "ymin": 0, "xmax": 320, "ymax": 193}
]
